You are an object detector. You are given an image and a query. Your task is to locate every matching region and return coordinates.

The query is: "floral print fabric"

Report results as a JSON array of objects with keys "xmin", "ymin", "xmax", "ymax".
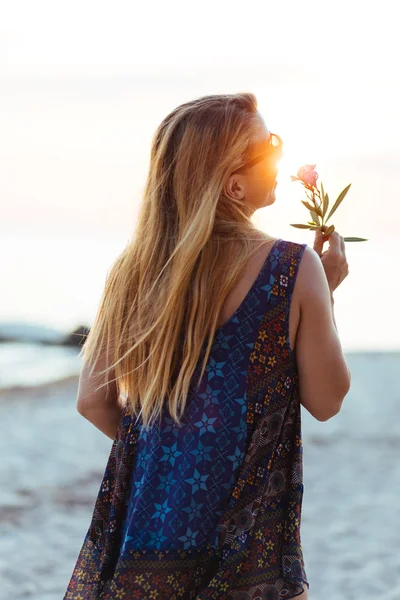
[{"xmin": 64, "ymin": 238, "xmax": 310, "ymax": 599}]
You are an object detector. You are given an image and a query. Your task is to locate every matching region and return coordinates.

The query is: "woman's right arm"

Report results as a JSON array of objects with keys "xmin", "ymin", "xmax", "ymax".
[{"xmin": 294, "ymin": 232, "xmax": 351, "ymax": 421}]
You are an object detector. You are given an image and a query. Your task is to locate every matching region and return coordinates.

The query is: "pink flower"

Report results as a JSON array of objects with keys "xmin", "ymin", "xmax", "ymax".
[{"xmin": 291, "ymin": 164, "xmax": 319, "ymax": 187}]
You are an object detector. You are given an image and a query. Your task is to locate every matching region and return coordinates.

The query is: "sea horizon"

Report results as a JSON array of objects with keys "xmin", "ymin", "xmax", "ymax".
[{"xmin": 1, "ymin": 226, "xmax": 398, "ymax": 354}]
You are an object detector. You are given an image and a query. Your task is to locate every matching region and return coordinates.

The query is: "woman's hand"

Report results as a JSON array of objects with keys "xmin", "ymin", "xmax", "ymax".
[{"xmin": 313, "ymin": 230, "xmax": 349, "ymax": 293}]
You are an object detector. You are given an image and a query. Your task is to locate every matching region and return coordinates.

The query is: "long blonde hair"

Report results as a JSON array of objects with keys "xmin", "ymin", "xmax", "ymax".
[{"xmin": 80, "ymin": 93, "xmax": 274, "ymax": 428}]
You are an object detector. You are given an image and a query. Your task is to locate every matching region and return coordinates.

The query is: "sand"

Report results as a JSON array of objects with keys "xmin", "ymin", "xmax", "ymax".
[{"xmin": 1, "ymin": 352, "xmax": 399, "ymax": 600}]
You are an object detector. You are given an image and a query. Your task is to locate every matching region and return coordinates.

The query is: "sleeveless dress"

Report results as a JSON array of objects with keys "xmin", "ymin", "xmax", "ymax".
[{"xmin": 64, "ymin": 238, "xmax": 310, "ymax": 599}]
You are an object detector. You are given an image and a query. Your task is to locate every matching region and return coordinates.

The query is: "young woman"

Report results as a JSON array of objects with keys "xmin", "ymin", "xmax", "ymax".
[{"xmin": 64, "ymin": 93, "xmax": 350, "ymax": 599}]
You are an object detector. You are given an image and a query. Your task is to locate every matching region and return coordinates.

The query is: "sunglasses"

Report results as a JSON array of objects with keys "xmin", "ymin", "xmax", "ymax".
[{"xmin": 234, "ymin": 133, "xmax": 283, "ymax": 174}]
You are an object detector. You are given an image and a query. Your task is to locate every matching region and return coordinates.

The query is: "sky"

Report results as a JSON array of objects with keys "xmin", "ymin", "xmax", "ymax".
[
  {"xmin": 1, "ymin": 0, "xmax": 400, "ymax": 234},
  {"xmin": 1, "ymin": 0, "xmax": 399, "ymax": 349}
]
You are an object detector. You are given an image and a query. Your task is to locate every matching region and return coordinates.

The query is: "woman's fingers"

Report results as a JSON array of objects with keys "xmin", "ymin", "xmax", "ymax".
[{"xmin": 313, "ymin": 230, "xmax": 324, "ymax": 257}]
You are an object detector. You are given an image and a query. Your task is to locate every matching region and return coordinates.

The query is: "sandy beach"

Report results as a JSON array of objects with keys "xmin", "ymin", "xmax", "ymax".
[{"xmin": 1, "ymin": 352, "xmax": 400, "ymax": 600}]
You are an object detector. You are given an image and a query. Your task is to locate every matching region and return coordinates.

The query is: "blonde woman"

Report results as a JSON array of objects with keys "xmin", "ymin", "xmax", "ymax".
[{"xmin": 64, "ymin": 93, "xmax": 350, "ymax": 599}]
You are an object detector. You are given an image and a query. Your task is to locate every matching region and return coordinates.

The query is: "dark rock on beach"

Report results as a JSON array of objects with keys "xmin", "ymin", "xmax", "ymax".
[
  {"xmin": 0, "ymin": 321, "xmax": 90, "ymax": 347},
  {"xmin": 61, "ymin": 325, "xmax": 90, "ymax": 348}
]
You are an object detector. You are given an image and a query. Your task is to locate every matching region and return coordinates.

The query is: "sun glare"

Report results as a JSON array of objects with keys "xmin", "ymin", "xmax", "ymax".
[{"xmin": 275, "ymin": 143, "xmax": 309, "ymax": 195}]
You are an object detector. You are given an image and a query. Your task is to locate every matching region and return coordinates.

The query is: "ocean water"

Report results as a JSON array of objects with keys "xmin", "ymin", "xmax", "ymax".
[
  {"xmin": 1, "ymin": 229, "xmax": 399, "ymax": 388},
  {"xmin": 0, "ymin": 342, "xmax": 82, "ymax": 388}
]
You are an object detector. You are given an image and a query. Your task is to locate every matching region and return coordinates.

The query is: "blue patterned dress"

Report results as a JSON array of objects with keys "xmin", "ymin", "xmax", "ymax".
[{"xmin": 64, "ymin": 238, "xmax": 310, "ymax": 599}]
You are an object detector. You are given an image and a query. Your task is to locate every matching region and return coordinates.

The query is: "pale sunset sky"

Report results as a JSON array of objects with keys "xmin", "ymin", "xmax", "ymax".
[{"xmin": 1, "ymin": 0, "xmax": 399, "ymax": 349}]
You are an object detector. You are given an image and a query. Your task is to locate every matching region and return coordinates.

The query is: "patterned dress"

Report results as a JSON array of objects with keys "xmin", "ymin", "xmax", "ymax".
[{"xmin": 64, "ymin": 238, "xmax": 310, "ymax": 599}]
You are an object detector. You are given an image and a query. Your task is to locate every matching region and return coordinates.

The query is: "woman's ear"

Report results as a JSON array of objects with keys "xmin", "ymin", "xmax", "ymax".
[{"xmin": 224, "ymin": 174, "xmax": 246, "ymax": 200}]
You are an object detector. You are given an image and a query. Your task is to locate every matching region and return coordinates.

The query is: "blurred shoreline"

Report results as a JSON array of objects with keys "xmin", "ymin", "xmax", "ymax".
[
  {"xmin": 0, "ymin": 321, "xmax": 88, "ymax": 390},
  {"xmin": 1, "ymin": 319, "xmax": 400, "ymax": 394},
  {"xmin": 0, "ymin": 373, "xmax": 79, "ymax": 401}
]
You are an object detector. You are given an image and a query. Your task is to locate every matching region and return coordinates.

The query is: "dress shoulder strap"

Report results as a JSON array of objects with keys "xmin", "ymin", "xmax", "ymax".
[
  {"xmin": 276, "ymin": 239, "xmax": 307, "ymax": 298},
  {"xmin": 259, "ymin": 239, "xmax": 307, "ymax": 358}
]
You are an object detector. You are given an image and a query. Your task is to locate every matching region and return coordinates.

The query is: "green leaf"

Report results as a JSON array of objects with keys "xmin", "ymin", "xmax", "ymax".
[
  {"xmin": 309, "ymin": 210, "xmax": 321, "ymax": 225},
  {"xmin": 323, "ymin": 192, "xmax": 329, "ymax": 222},
  {"xmin": 309, "ymin": 226, "xmax": 322, "ymax": 231},
  {"xmin": 302, "ymin": 200, "xmax": 316, "ymax": 212},
  {"xmin": 315, "ymin": 205, "xmax": 324, "ymax": 218},
  {"xmin": 343, "ymin": 237, "xmax": 368, "ymax": 242},
  {"xmin": 325, "ymin": 183, "xmax": 351, "ymax": 223},
  {"xmin": 290, "ymin": 224, "xmax": 311, "ymax": 229},
  {"xmin": 325, "ymin": 224, "xmax": 335, "ymax": 236},
  {"xmin": 321, "ymin": 183, "xmax": 329, "ymax": 219}
]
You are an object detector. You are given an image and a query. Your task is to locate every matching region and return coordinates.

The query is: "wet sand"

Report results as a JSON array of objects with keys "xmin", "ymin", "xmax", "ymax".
[{"xmin": 1, "ymin": 352, "xmax": 399, "ymax": 599}]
